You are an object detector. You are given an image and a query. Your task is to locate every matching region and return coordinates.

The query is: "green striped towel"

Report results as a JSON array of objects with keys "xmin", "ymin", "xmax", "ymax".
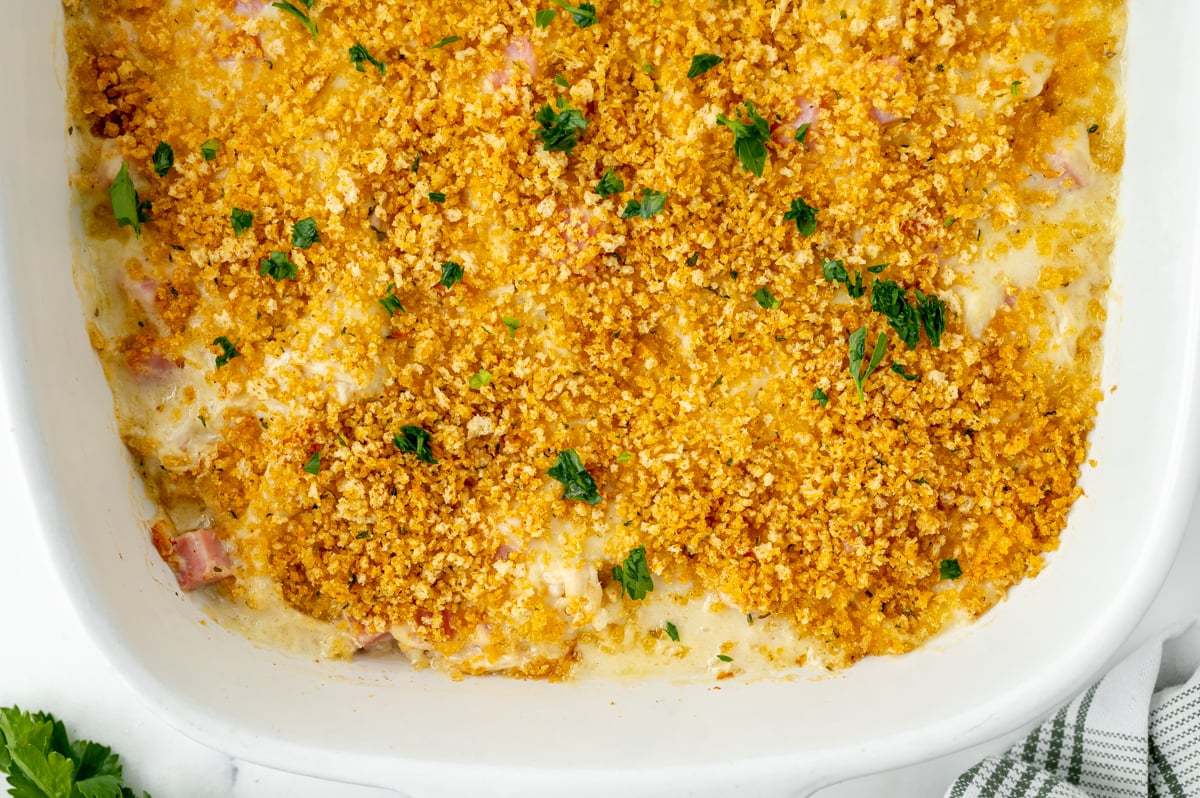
[{"xmin": 946, "ymin": 629, "xmax": 1200, "ymax": 798}]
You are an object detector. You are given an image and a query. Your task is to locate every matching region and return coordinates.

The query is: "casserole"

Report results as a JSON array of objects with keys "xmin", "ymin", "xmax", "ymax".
[{"xmin": 3, "ymin": 1, "xmax": 1200, "ymax": 794}]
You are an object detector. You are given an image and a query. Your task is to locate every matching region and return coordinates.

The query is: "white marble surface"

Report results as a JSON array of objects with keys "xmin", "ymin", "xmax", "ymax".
[{"xmin": 4, "ymin": 363, "xmax": 1198, "ymax": 797}]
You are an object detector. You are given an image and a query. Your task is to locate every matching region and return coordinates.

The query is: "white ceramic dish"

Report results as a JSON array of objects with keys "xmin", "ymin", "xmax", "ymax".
[{"xmin": 3, "ymin": 3, "xmax": 1200, "ymax": 796}]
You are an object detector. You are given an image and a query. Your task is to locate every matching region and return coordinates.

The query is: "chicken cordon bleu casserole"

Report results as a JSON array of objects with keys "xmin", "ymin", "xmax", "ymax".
[{"xmin": 63, "ymin": 0, "xmax": 1125, "ymax": 680}]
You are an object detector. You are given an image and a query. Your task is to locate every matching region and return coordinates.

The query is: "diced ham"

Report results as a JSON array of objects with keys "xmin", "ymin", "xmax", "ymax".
[
  {"xmin": 124, "ymin": 276, "xmax": 159, "ymax": 316},
  {"xmin": 1047, "ymin": 148, "xmax": 1090, "ymax": 191},
  {"xmin": 124, "ymin": 349, "xmax": 183, "ymax": 378},
  {"xmin": 234, "ymin": 0, "xmax": 270, "ymax": 15},
  {"xmin": 171, "ymin": 528, "xmax": 234, "ymax": 590},
  {"xmin": 347, "ymin": 617, "xmax": 394, "ymax": 649},
  {"xmin": 869, "ymin": 56, "xmax": 904, "ymax": 125},
  {"xmin": 486, "ymin": 37, "xmax": 540, "ymax": 90},
  {"xmin": 773, "ymin": 98, "xmax": 820, "ymax": 146}
]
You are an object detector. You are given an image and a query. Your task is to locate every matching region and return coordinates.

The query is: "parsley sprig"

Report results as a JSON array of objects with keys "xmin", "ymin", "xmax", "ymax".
[
  {"xmin": 621, "ymin": 189, "xmax": 667, "ymax": 219},
  {"xmin": 349, "ymin": 42, "xmax": 386, "ymax": 75},
  {"xmin": 783, "ymin": 196, "xmax": 819, "ymax": 237},
  {"xmin": 612, "ymin": 545, "xmax": 654, "ymax": 600},
  {"xmin": 547, "ymin": 449, "xmax": 602, "ymax": 505},
  {"xmin": 870, "ymin": 279, "xmax": 946, "ymax": 350},
  {"xmin": 0, "ymin": 706, "xmax": 151, "ymax": 798},
  {"xmin": 848, "ymin": 327, "xmax": 888, "ymax": 402},
  {"xmin": 596, "ymin": 169, "xmax": 624, "ymax": 197},
  {"xmin": 716, "ymin": 101, "xmax": 771, "ymax": 177},
  {"xmin": 272, "ymin": 0, "xmax": 317, "ymax": 39},
  {"xmin": 393, "ymin": 426, "xmax": 438, "ymax": 464},
  {"xmin": 109, "ymin": 164, "xmax": 150, "ymax": 236},
  {"xmin": 212, "ymin": 336, "xmax": 241, "ymax": 369},
  {"xmin": 535, "ymin": 97, "xmax": 589, "ymax": 154},
  {"xmin": 260, "ymin": 251, "xmax": 299, "ymax": 281}
]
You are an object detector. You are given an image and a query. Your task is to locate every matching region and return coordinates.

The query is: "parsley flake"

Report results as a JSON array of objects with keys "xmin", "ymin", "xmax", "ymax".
[
  {"xmin": 291, "ymin": 217, "xmax": 321, "ymax": 249},
  {"xmin": 753, "ymin": 286, "xmax": 781, "ymax": 310},
  {"xmin": 868, "ymin": 263, "xmax": 889, "ymax": 274},
  {"xmin": 665, "ymin": 621, "xmax": 680, "ymax": 641},
  {"xmin": 549, "ymin": 0, "xmax": 597, "ymax": 28},
  {"xmin": 535, "ymin": 96, "xmax": 589, "ymax": 154},
  {"xmin": 272, "ymin": 1, "xmax": 317, "ymax": 39},
  {"xmin": 891, "ymin": 363, "xmax": 919, "ymax": 381},
  {"xmin": 783, "ymin": 196, "xmax": 820, "ymax": 237},
  {"xmin": 231, "ymin": 207, "xmax": 253, "ymax": 236},
  {"xmin": 428, "ymin": 35, "xmax": 461, "ymax": 49},
  {"xmin": 547, "ymin": 448, "xmax": 602, "ymax": 505},
  {"xmin": 940, "ymin": 558, "xmax": 962, "ymax": 580},
  {"xmin": 393, "ymin": 426, "xmax": 438, "ymax": 464},
  {"xmin": 200, "ymin": 139, "xmax": 220, "ymax": 161},
  {"xmin": 109, "ymin": 163, "xmax": 146, "ymax": 236},
  {"xmin": 429, "ymin": 191, "xmax": 447, "ymax": 203},
  {"xmin": 502, "ymin": 316, "xmax": 522, "ymax": 338},
  {"xmin": 303, "ymin": 449, "xmax": 321, "ymax": 475},
  {"xmin": 439, "ymin": 260, "xmax": 464, "ymax": 289},
  {"xmin": 612, "ymin": 545, "xmax": 654, "ymax": 599},
  {"xmin": 716, "ymin": 654, "xmax": 733, "ymax": 662},
  {"xmin": 260, "ymin": 251, "xmax": 299, "ymax": 281},
  {"xmin": 716, "ymin": 101, "xmax": 771, "ymax": 177},
  {"xmin": 554, "ymin": 74, "xmax": 570, "ymax": 88},
  {"xmin": 379, "ymin": 283, "xmax": 405, "ymax": 316},
  {"xmin": 152, "ymin": 141, "xmax": 174, "ymax": 177},
  {"xmin": 687, "ymin": 53, "xmax": 723, "ymax": 79},
  {"xmin": 596, "ymin": 168, "xmax": 624, "ymax": 197},
  {"xmin": 916, "ymin": 290, "xmax": 947, "ymax": 348},
  {"xmin": 616, "ymin": 450, "xmax": 632, "ymax": 464},
  {"xmin": 212, "ymin": 336, "xmax": 241, "ymax": 369},
  {"xmin": 535, "ymin": 8, "xmax": 558, "ymax": 28},
  {"xmin": 813, "ymin": 387, "xmax": 829, "ymax": 407},
  {"xmin": 794, "ymin": 122, "xmax": 811, "ymax": 144},
  {"xmin": 621, "ymin": 188, "xmax": 667, "ymax": 219},
  {"xmin": 469, "ymin": 369, "xmax": 493, "ymax": 390},
  {"xmin": 848, "ymin": 327, "xmax": 888, "ymax": 402},
  {"xmin": 871, "ymin": 280, "xmax": 921, "ymax": 350},
  {"xmin": 349, "ymin": 41, "xmax": 386, "ymax": 75}
]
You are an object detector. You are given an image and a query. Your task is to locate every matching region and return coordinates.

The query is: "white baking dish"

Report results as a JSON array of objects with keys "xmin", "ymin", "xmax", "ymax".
[{"xmin": 3, "ymin": 3, "xmax": 1200, "ymax": 796}]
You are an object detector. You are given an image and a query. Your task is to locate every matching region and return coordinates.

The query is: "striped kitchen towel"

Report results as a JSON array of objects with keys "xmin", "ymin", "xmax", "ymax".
[{"xmin": 946, "ymin": 627, "xmax": 1200, "ymax": 798}]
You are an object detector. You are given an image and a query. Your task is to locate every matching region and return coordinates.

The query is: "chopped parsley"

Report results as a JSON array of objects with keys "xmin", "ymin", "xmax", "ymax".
[
  {"xmin": 212, "ymin": 336, "xmax": 241, "ymax": 369},
  {"xmin": 868, "ymin": 263, "xmax": 889, "ymax": 274},
  {"xmin": 848, "ymin": 327, "xmax": 888, "ymax": 402},
  {"xmin": 303, "ymin": 449, "xmax": 321, "ymax": 475},
  {"xmin": 231, "ymin": 207, "xmax": 253, "ymax": 236},
  {"xmin": 291, "ymin": 217, "xmax": 321, "ymax": 249},
  {"xmin": 429, "ymin": 191, "xmax": 447, "ymax": 203},
  {"xmin": 813, "ymin": 387, "xmax": 829, "ymax": 407},
  {"xmin": 259, "ymin": 251, "xmax": 299, "ymax": 281},
  {"xmin": 687, "ymin": 53, "xmax": 723, "ymax": 79},
  {"xmin": 783, "ymin": 196, "xmax": 820, "ymax": 237},
  {"xmin": 870, "ymin": 279, "xmax": 921, "ymax": 350},
  {"xmin": 753, "ymin": 286, "xmax": 781, "ymax": 310},
  {"xmin": 349, "ymin": 41, "xmax": 386, "ymax": 75},
  {"xmin": 554, "ymin": 74, "xmax": 570, "ymax": 88},
  {"xmin": 891, "ymin": 363, "xmax": 919, "ymax": 381},
  {"xmin": 716, "ymin": 101, "xmax": 771, "ymax": 177},
  {"xmin": 611, "ymin": 545, "xmax": 654, "ymax": 599},
  {"xmin": 547, "ymin": 448, "xmax": 602, "ymax": 505},
  {"xmin": 411, "ymin": 153, "xmax": 421, "ymax": 173},
  {"xmin": 393, "ymin": 426, "xmax": 438, "ymax": 464},
  {"xmin": 152, "ymin": 141, "xmax": 174, "ymax": 177},
  {"xmin": 794, "ymin": 122, "xmax": 811, "ymax": 144},
  {"xmin": 665, "ymin": 621, "xmax": 680, "ymax": 641},
  {"xmin": 502, "ymin": 316, "xmax": 522, "ymax": 338},
  {"xmin": 200, "ymin": 139, "xmax": 220, "ymax": 161},
  {"xmin": 272, "ymin": 1, "xmax": 317, "ymax": 39},
  {"xmin": 439, "ymin": 260, "xmax": 464, "ymax": 289},
  {"xmin": 427, "ymin": 35, "xmax": 461, "ymax": 49},
  {"xmin": 940, "ymin": 558, "xmax": 962, "ymax": 580},
  {"xmin": 549, "ymin": 0, "xmax": 597, "ymax": 28},
  {"xmin": 109, "ymin": 163, "xmax": 146, "ymax": 236},
  {"xmin": 469, "ymin": 369, "xmax": 493, "ymax": 390},
  {"xmin": 595, "ymin": 168, "xmax": 624, "ymax": 197},
  {"xmin": 1087, "ymin": 123, "xmax": 1100, "ymax": 134},
  {"xmin": 616, "ymin": 450, "xmax": 632, "ymax": 464},
  {"xmin": 621, "ymin": 188, "xmax": 667, "ymax": 219},
  {"xmin": 916, "ymin": 290, "xmax": 947, "ymax": 348},
  {"xmin": 1010, "ymin": 80, "xmax": 1021, "ymax": 96},
  {"xmin": 379, "ymin": 284, "xmax": 405, "ymax": 316},
  {"xmin": 822, "ymin": 259, "xmax": 864, "ymax": 298},
  {"xmin": 534, "ymin": 96, "xmax": 589, "ymax": 154},
  {"xmin": 716, "ymin": 654, "xmax": 733, "ymax": 662},
  {"xmin": 535, "ymin": 8, "xmax": 558, "ymax": 28}
]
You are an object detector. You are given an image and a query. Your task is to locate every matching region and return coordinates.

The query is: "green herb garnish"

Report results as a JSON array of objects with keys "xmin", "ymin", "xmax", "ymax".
[
  {"xmin": 940, "ymin": 558, "xmax": 962, "ymax": 580},
  {"xmin": 716, "ymin": 101, "xmax": 771, "ymax": 177},
  {"xmin": 868, "ymin": 263, "xmax": 889, "ymax": 274},
  {"xmin": 393, "ymin": 426, "xmax": 438, "ymax": 464},
  {"xmin": 870, "ymin": 280, "xmax": 921, "ymax": 350},
  {"xmin": 616, "ymin": 450, "xmax": 632, "ymax": 464},
  {"xmin": 813, "ymin": 388, "xmax": 829, "ymax": 407},
  {"xmin": 891, "ymin": 363, "xmax": 918, "ymax": 381},
  {"xmin": 291, "ymin": 217, "xmax": 321, "ymax": 249},
  {"xmin": 439, "ymin": 261, "xmax": 464, "ymax": 289},
  {"xmin": 783, "ymin": 196, "xmax": 820, "ymax": 237},
  {"xmin": 379, "ymin": 284, "xmax": 405, "ymax": 316},
  {"xmin": 794, "ymin": 123, "xmax": 811, "ymax": 144},
  {"xmin": 665, "ymin": 621, "xmax": 679, "ymax": 641},
  {"xmin": 260, "ymin": 251, "xmax": 299, "ymax": 281},
  {"xmin": 469, "ymin": 369, "xmax": 493, "ymax": 390},
  {"xmin": 554, "ymin": 74, "xmax": 570, "ymax": 88},
  {"xmin": 231, "ymin": 207, "xmax": 253, "ymax": 236},
  {"xmin": 596, "ymin": 168, "xmax": 624, "ymax": 197},
  {"xmin": 612, "ymin": 545, "xmax": 653, "ymax": 599},
  {"xmin": 212, "ymin": 336, "xmax": 241, "ymax": 369},
  {"xmin": 753, "ymin": 286, "xmax": 780, "ymax": 310},
  {"xmin": 549, "ymin": 0, "xmax": 597, "ymax": 28},
  {"xmin": 687, "ymin": 53, "xmax": 723, "ymax": 79},
  {"xmin": 109, "ymin": 163, "xmax": 146, "ymax": 235},
  {"xmin": 200, "ymin": 139, "xmax": 220, "ymax": 161},
  {"xmin": 349, "ymin": 41, "xmax": 386, "ymax": 75},
  {"xmin": 535, "ymin": 8, "xmax": 558, "ymax": 28},
  {"xmin": 303, "ymin": 449, "xmax": 321, "ymax": 474},
  {"xmin": 621, "ymin": 188, "xmax": 667, "ymax": 219},
  {"xmin": 716, "ymin": 654, "xmax": 733, "ymax": 662},
  {"xmin": 916, "ymin": 290, "xmax": 946, "ymax": 348},
  {"xmin": 429, "ymin": 191, "xmax": 447, "ymax": 203},
  {"xmin": 428, "ymin": 35, "xmax": 461, "ymax": 49},
  {"xmin": 502, "ymin": 316, "xmax": 522, "ymax": 338},
  {"xmin": 272, "ymin": 1, "xmax": 317, "ymax": 39},
  {"xmin": 547, "ymin": 448, "xmax": 602, "ymax": 505},
  {"xmin": 534, "ymin": 96, "xmax": 589, "ymax": 154},
  {"xmin": 848, "ymin": 327, "xmax": 888, "ymax": 402},
  {"xmin": 152, "ymin": 141, "xmax": 174, "ymax": 177}
]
